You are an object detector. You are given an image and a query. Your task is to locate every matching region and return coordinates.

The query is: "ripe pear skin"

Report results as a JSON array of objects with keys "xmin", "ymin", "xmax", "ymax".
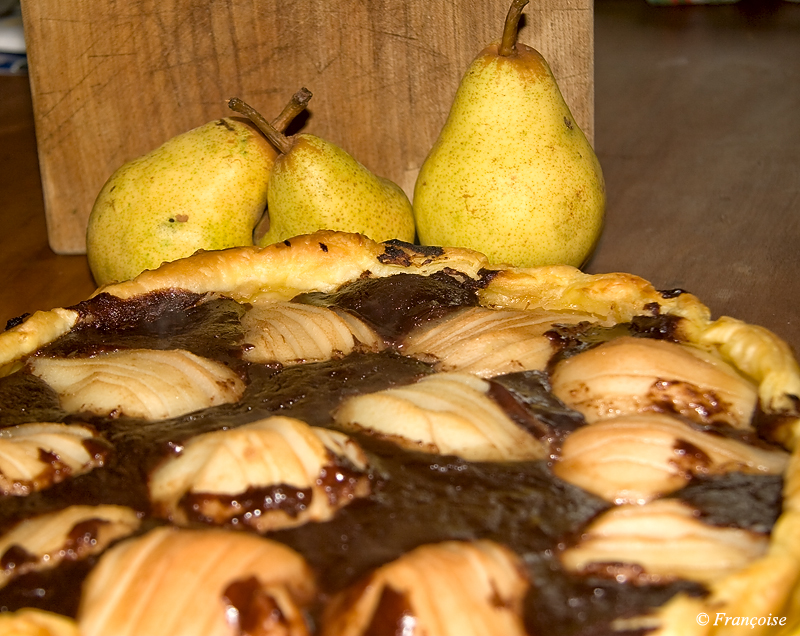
[
  {"xmin": 257, "ymin": 134, "xmax": 416, "ymax": 247},
  {"xmin": 413, "ymin": 42, "xmax": 606, "ymax": 268},
  {"xmin": 87, "ymin": 118, "xmax": 275, "ymax": 286}
]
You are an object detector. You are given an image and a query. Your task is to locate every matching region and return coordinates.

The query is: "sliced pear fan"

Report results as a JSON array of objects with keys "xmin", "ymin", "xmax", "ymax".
[
  {"xmin": 28, "ymin": 349, "xmax": 245, "ymax": 420},
  {"xmin": 321, "ymin": 540, "xmax": 529, "ymax": 636},
  {"xmin": 402, "ymin": 306, "xmax": 599, "ymax": 377},
  {"xmin": 0, "ymin": 505, "xmax": 141, "ymax": 589},
  {"xmin": 0, "ymin": 422, "xmax": 108, "ymax": 496},
  {"xmin": 333, "ymin": 371, "xmax": 546, "ymax": 461},
  {"xmin": 149, "ymin": 416, "xmax": 371, "ymax": 532},
  {"xmin": 550, "ymin": 336, "xmax": 758, "ymax": 429},
  {"xmin": 560, "ymin": 499, "xmax": 769, "ymax": 585},
  {"xmin": 78, "ymin": 526, "xmax": 316, "ymax": 636},
  {"xmin": 553, "ymin": 413, "xmax": 789, "ymax": 504},
  {"xmin": 241, "ymin": 300, "xmax": 385, "ymax": 365},
  {"xmin": 0, "ymin": 608, "xmax": 79, "ymax": 636}
]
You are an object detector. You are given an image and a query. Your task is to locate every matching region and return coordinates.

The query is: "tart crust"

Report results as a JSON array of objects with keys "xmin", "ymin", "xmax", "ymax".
[{"xmin": 0, "ymin": 230, "xmax": 798, "ymax": 635}]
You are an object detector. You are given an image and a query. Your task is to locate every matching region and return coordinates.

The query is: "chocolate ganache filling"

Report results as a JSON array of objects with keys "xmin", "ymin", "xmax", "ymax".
[{"xmin": 0, "ymin": 271, "xmax": 784, "ymax": 635}]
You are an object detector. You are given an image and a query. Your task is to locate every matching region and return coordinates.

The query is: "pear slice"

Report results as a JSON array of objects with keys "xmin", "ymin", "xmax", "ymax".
[
  {"xmin": 78, "ymin": 526, "xmax": 316, "ymax": 636},
  {"xmin": 0, "ymin": 422, "xmax": 108, "ymax": 496},
  {"xmin": 550, "ymin": 336, "xmax": 758, "ymax": 429},
  {"xmin": 553, "ymin": 413, "xmax": 789, "ymax": 504},
  {"xmin": 228, "ymin": 97, "xmax": 416, "ymax": 246},
  {"xmin": 560, "ymin": 500, "xmax": 769, "ymax": 585},
  {"xmin": 0, "ymin": 609, "xmax": 79, "ymax": 636},
  {"xmin": 333, "ymin": 371, "xmax": 546, "ymax": 461},
  {"xmin": 0, "ymin": 505, "xmax": 141, "ymax": 590},
  {"xmin": 321, "ymin": 540, "xmax": 529, "ymax": 636},
  {"xmin": 149, "ymin": 416, "xmax": 371, "ymax": 532},
  {"xmin": 241, "ymin": 300, "xmax": 384, "ymax": 365},
  {"xmin": 402, "ymin": 305, "xmax": 598, "ymax": 377},
  {"xmin": 28, "ymin": 349, "xmax": 245, "ymax": 421}
]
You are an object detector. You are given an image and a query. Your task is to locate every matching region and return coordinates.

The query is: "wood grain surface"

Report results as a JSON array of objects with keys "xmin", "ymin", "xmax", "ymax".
[
  {"xmin": 20, "ymin": 0, "xmax": 594, "ymax": 254},
  {"xmin": 0, "ymin": 75, "xmax": 96, "ymax": 321},
  {"xmin": 1, "ymin": 0, "xmax": 799, "ymax": 358}
]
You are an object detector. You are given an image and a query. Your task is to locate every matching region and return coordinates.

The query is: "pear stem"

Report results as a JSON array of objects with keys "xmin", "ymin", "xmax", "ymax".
[
  {"xmin": 228, "ymin": 95, "xmax": 298, "ymax": 156},
  {"xmin": 271, "ymin": 87, "xmax": 313, "ymax": 132},
  {"xmin": 499, "ymin": 0, "xmax": 529, "ymax": 57}
]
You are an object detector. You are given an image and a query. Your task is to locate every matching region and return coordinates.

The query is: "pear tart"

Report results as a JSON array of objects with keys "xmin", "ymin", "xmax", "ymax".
[{"xmin": 0, "ymin": 231, "xmax": 798, "ymax": 636}]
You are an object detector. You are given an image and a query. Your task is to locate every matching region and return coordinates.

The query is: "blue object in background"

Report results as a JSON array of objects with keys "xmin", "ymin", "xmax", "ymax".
[{"xmin": 0, "ymin": 0, "xmax": 25, "ymax": 75}]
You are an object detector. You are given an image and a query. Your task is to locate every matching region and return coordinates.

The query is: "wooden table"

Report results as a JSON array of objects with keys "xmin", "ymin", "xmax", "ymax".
[
  {"xmin": 1, "ymin": 0, "xmax": 799, "ymax": 354},
  {"xmin": 587, "ymin": 0, "xmax": 800, "ymax": 355}
]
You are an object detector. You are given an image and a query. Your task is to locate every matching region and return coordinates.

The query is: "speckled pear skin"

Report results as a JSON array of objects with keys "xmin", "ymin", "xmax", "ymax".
[
  {"xmin": 413, "ymin": 42, "xmax": 606, "ymax": 268},
  {"xmin": 257, "ymin": 134, "xmax": 416, "ymax": 247},
  {"xmin": 87, "ymin": 117, "xmax": 275, "ymax": 286}
]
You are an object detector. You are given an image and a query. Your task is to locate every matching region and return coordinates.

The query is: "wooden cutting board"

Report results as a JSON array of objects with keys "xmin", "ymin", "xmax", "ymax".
[{"xmin": 20, "ymin": 0, "xmax": 593, "ymax": 255}]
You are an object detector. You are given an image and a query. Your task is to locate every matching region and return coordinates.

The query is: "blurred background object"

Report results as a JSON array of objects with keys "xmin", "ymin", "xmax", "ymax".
[{"xmin": 0, "ymin": 0, "xmax": 25, "ymax": 75}]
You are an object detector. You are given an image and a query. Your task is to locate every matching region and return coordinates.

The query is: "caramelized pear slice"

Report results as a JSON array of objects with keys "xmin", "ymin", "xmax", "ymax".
[
  {"xmin": 28, "ymin": 349, "xmax": 245, "ymax": 420},
  {"xmin": 150, "ymin": 416, "xmax": 371, "ymax": 532},
  {"xmin": 78, "ymin": 526, "xmax": 316, "ymax": 636},
  {"xmin": 0, "ymin": 505, "xmax": 141, "ymax": 589},
  {"xmin": 242, "ymin": 301, "xmax": 384, "ymax": 365},
  {"xmin": 550, "ymin": 336, "xmax": 758, "ymax": 429},
  {"xmin": 0, "ymin": 608, "xmax": 79, "ymax": 636},
  {"xmin": 0, "ymin": 422, "xmax": 108, "ymax": 496},
  {"xmin": 560, "ymin": 499, "xmax": 768, "ymax": 585},
  {"xmin": 402, "ymin": 306, "xmax": 598, "ymax": 377},
  {"xmin": 333, "ymin": 372, "xmax": 546, "ymax": 461},
  {"xmin": 321, "ymin": 540, "xmax": 529, "ymax": 636},
  {"xmin": 553, "ymin": 413, "xmax": 789, "ymax": 503}
]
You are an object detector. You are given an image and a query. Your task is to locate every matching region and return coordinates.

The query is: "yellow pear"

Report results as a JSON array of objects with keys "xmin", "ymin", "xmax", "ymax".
[
  {"xmin": 86, "ymin": 90, "xmax": 311, "ymax": 286},
  {"xmin": 86, "ymin": 118, "xmax": 273, "ymax": 286},
  {"xmin": 228, "ymin": 97, "xmax": 416, "ymax": 247},
  {"xmin": 413, "ymin": 0, "xmax": 605, "ymax": 268}
]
